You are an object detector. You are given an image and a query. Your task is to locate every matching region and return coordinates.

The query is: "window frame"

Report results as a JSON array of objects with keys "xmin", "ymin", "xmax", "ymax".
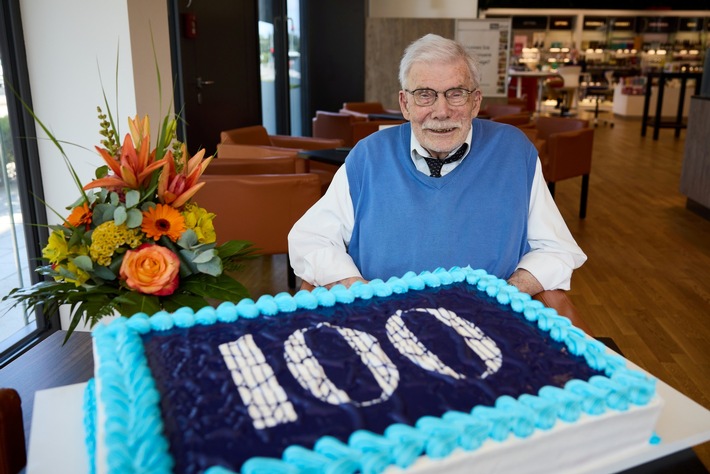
[{"xmin": 0, "ymin": 0, "xmax": 58, "ymax": 367}]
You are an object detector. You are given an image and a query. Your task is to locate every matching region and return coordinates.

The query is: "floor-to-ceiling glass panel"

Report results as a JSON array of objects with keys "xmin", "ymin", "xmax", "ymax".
[
  {"xmin": 0, "ymin": 61, "xmax": 37, "ymax": 351},
  {"xmin": 259, "ymin": 0, "xmax": 301, "ymax": 136},
  {"xmin": 287, "ymin": 0, "xmax": 301, "ymax": 136}
]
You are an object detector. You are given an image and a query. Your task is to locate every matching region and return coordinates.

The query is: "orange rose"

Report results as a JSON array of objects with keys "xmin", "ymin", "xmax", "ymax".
[{"xmin": 119, "ymin": 244, "xmax": 180, "ymax": 296}]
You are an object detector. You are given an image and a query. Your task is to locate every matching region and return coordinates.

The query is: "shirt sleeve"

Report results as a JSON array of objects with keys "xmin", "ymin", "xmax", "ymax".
[
  {"xmin": 287, "ymin": 166, "xmax": 362, "ymax": 286},
  {"xmin": 516, "ymin": 159, "xmax": 588, "ymax": 290}
]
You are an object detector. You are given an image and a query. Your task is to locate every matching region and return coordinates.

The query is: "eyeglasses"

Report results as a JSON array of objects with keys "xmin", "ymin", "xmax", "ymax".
[{"xmin": 404, "ymin": 88, "xmax": 477, "ymax": 107}]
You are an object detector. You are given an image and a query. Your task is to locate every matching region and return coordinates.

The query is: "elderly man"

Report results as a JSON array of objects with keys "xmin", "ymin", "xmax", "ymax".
[{"xmin": 288, "ymin": 33, "xmax": 586, "ymax": 296}]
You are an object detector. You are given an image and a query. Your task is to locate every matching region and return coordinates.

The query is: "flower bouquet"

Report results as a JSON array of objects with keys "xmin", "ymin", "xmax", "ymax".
[{"xmin": 3, "ymin": 108, "xmax": 254, "ymax": 338}]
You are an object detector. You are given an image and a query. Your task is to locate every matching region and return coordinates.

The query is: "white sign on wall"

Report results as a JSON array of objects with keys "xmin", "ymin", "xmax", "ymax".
[{"xmin": 456, "ymin": 19, "xmax": 512, "ymax": 98}]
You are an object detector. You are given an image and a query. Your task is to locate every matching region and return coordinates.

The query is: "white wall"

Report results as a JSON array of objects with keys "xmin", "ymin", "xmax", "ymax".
[
  {"xmin": 19, "ymin": 0, "xmax": 172, "ymax": 225},
  {"xmin": 369, "ymin": 0, "xmax": 479, "ymax": 19},
  {"xmin": 19, "ymin": 0, "xmax": 173, "ymax": 330}
]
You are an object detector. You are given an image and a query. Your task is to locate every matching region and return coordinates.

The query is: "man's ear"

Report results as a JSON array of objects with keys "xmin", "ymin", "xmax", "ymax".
[{"xmin": 399, "ymin": 90, "xmax": 411, "ymax": 121}]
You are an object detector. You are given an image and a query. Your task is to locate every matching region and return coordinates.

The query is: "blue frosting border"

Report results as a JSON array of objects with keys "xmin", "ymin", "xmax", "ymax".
[{"xmin": 89, "ymin": 266, "xmax": 657, "ymax": 474}]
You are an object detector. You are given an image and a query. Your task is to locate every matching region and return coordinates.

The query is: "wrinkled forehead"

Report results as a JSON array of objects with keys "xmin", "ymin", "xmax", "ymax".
[{"xmin": 405, "ymin": 59, "xmax": 474, "ymax": 90}]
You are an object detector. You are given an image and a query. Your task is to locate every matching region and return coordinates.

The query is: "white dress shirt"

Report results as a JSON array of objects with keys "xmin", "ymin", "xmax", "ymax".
[{"xmin": 288, "ymin": 127, "xmax": 587, "ymax": 289}]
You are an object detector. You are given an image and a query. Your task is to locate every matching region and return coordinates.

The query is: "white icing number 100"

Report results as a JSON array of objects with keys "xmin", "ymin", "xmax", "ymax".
[{"xmin": 218, "ymin": 307, "xmax": 502, "ymax": 430}]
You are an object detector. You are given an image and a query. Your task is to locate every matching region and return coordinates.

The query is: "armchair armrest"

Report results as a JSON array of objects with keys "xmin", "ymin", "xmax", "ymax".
[{"xmin": 269, "ymin": 135, "xmax": 344, "ymax": 150}]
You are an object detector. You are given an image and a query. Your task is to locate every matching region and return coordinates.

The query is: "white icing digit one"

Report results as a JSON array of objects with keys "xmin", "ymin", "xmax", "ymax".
[
  {"xmin": 284, "ymin": 322, "xmax": 400, "ymax": 407},
  {"xmin": 387, "ymin": 307, "xmax": 503, "ymax": 379},
  {"xmin": 219, "ymin": 335, "xmax": 298, "ymax": 429}
]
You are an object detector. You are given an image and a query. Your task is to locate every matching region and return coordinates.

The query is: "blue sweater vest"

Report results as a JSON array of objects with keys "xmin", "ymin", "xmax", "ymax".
[{"xmin": 346, "ymin": 119, "xmax": 537, "ymax": 281}]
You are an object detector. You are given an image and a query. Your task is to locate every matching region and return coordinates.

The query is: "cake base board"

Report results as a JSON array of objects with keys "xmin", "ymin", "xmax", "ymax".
[
  {"xmin": 393, "ymin": 397, "xmax": 663, "ymax": 473},
  {"xmin": 27, "ymin": 378, "xmax": 710, "ymax": 474}
]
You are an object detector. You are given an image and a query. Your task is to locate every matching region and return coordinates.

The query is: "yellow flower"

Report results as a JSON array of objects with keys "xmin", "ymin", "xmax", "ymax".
[
  {"xmin": 89, "ymin": 221, "xmax": 143, "ymax": 266},
  {"xmin": 141, "ymin": 204, "xmax": 186, "ymax": 242},
  {"xmin": 56, "ymin": 261, "xmax": 90, "ymax": 286},
  {"xmin": 43, "ymin": 230, "xmax": 90, "ymax": 263},
  {"xmin": 182, "ymin": 203, "xmax": 216, "ymax": 244},
  {"xmin": 43, "ymin": 230, "xmax": 71, "ymax": 265}
]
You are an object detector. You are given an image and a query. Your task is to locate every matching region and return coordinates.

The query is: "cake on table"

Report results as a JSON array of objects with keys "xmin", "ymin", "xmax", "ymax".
[{"xmin": 85, "ymin": 266, "xmax": 663, "ymax": 474}]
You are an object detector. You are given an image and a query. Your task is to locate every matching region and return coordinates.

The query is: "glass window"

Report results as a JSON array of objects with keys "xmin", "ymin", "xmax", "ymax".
[{"xmin": 0, "ymin": 0, "xmax": 53, "ymax": 364}]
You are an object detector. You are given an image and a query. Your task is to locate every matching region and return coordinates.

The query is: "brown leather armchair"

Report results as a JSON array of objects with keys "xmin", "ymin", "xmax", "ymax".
[
  {"xmin": 339, "ymin": 101, "xmax": 401, "ymax": 119},
  {"xmin": 216, "ymin": 143, "xmax": 333, "ymax": 194},
  {"xmin": 522, "ymin": 116, "xmax": 594, "ymax": 218},
  {"xmin": 482, "ymin": 103, "xmax": 527, "ymax": 118},
  {"xmin": 0, "ymin": 388, "xmax": 26, "ymax": 474},
  {"xmin": 490, "ymin": 112, "xmax": 532, "ymax": 126},
  {"xmin": 205, "ymin": 156, "xmax": 301, "ymax": 175},
  {"xmin": 195, "ymin": 174, "xmax": 322, "ymax": 289},
  {"xmin": 220, "ymin": 125, "xmax": 343, "ymax": 150},
  {"xmin": 312, "ymin": 111, "xmax": 405, "ymax": 147},
  {"xmin": 312, "ymin": 111, "xmax": 366, "ymax": 147}
]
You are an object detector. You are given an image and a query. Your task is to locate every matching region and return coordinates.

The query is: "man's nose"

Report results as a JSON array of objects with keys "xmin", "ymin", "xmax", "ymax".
[{"xmin": 430, "ymin": 94, "xmax": 451, "ymax": 117}]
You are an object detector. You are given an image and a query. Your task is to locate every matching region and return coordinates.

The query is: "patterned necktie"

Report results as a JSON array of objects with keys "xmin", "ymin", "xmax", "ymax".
[{"xmin": 423, "ymin": 144, "xmax": 469, "ymax": 178}]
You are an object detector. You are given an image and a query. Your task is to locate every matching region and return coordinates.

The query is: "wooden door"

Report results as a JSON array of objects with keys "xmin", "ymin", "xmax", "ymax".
[{"xmin": 174, "ymin": 0, "xmax": 262, "ymax": 156}]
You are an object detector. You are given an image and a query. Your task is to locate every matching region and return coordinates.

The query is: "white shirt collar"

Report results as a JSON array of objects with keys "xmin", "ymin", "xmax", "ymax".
[{"xmin": 409, "ymin": 126, "xmax": 473, "ymax": 177}]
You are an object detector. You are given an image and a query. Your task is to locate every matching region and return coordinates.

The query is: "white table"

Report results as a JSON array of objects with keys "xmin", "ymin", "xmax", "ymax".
[
  {"xmin": 508, "ymin": 70, "xmax": 560, "ymax": 115},
  {"xmin": 27, "ymin": 371, "xmax": 710, "ymax": 474}
]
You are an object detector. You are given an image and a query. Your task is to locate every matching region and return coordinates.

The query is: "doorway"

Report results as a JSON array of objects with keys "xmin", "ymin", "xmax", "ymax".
[{"xmin": 169, "ymin": 0, "xmax": 262, "ymax": 156}]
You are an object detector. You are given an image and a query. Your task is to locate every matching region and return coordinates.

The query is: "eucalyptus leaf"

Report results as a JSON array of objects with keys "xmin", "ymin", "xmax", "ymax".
[
  {"xmin": 192, "ymin": 249, "xmax": 217, "ymax": 264},
  {"xmin": 93, "ymin": 203, "xmax": 114, "ymax": 225},
  {"xmin": 110, "ymin": 192, "xmax": 120, "ymax": 206},
  {"xmin": 126, "ymin": 208, "xmax": 143, "ymax": 228},
  {"xmin": 72, "ymin": 255, "xmax": 94, "ymax": 272},
  {"xmin": 113, "ymin": 206, "xmax": 127, "ymax": 226},
  {"xmin": 196, "ymin": 257, "xmax": 222, "ymax": 276},
  {"xmin": 67, "ymin": 195, "xmax": 86, "ymax": 209},
  {"xmin": 141, "ymin": 201, "xmax": 156, "ymax": 212},
  {"xmin": 177, "ymin": 229, "xmax": 198, "ymax": 249},
  {"xmin": 125, "ymin": 190, "xmax": 140, "ymax": 209}
]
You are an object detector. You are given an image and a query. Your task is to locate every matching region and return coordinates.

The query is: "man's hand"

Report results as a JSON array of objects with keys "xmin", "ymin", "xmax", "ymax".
[
  {"xmin": 324, "ymin": 277, "xmax": 368, "ymax": 289},
  {"xmin": 506, "ymin": 269, "xmax": 544, "ymax": 296}
]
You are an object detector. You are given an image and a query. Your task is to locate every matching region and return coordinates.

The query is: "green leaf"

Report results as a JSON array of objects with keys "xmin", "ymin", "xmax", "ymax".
[
  {"xmin": 218, "ymin": 240, "xmax": 256, "ymax": 259},
  {"xmin": 196, "ymin": 257, "xmax": 222, "ymax": 276},
  {"xmin": 180, "ymin": 273, "xmax": 250, "ymax": 302},
  {"xmin": 177, "ymin": 229, "xmax": 198, "ymax": 249},
  {"xmin": 192, "ymin": 248, "xmax": 217, "ymax": 264},
  {"xmin": 125, "ymin": 190, "xmax": 140, "ymax": 209},
  {"xmin": 93, "ymin": 265, "xmax": 117, "ymax": 281},
  {"xmin": 94, "ymin": 203, "xmax": 114, "ymax": 225},
  {"xmin": 72, "ymin": 255, "xmax": 94, "ymax": 272},
  {"xmin": 113, "ymin": 206, "xmax": 127, "ymax": 226},
  {"xmin": 110, "ymin": 192, "xmax": 120, "ymax": 207},
  {"xmin": 161, "ymin": 293, "xmax": 208, "ymax": 312},
  {"xmin": 126, "ymin": 208, "xmax": 143, "ymax": 228},
  {"xmin": 96, "ymin": 165, "xmax": 109, "ymax": 179},
  {"xmin": 114, "ymin": 291, "xmax": 161, "ymax": 316}
]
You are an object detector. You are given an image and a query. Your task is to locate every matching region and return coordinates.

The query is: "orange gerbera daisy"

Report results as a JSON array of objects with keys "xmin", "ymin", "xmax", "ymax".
[
  {"xmin": 65, "ymin": 202, "xmax": 92, "ymax": 230},
  {"xmin": 141, "ymin": 204, "xmax": 186, "ymax": 242}
]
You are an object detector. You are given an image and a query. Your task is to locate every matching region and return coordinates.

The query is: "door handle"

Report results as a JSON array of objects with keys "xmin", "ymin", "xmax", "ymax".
[{"xmin": 196, "ymin": 77, "xmax": 215, "ymax": 89}]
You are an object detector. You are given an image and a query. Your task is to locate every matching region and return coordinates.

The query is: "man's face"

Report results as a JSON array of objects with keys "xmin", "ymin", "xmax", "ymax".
[{"xmin": 399, "ymin": 59, "xmax": 481, "ymax": 159}]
